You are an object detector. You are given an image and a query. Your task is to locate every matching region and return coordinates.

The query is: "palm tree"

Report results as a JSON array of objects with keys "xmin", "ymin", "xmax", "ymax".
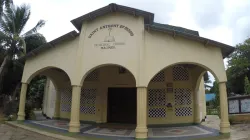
[
  {"xmin": 0, "ymin": 2, "xmax": 45, "ymax": 92},
  {"xmin": 0, "ymin": 0, "xmax": 13, "ymax": 15}
]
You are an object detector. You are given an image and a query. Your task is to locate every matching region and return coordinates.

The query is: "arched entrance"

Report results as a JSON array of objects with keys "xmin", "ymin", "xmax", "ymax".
[
  {"xmin": 80, "ymin": 64, "xmax": 137, "ymax": 124},
  {"xmin": 17, "ymin": 67, "xmax": 71, "ymax": 120},
  {"xmin": 147, "ymin": 63, "xmax": 216, "ymax": 125}
]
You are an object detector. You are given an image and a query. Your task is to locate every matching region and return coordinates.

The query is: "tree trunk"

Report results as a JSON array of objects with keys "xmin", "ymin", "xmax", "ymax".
[
  {"xmin": 11, "ymin": 83, "xmax": 20, "ymax": 100},
  {"xmin": 0, "ymin": 55, "xmax": 11, "ymax": 93}
]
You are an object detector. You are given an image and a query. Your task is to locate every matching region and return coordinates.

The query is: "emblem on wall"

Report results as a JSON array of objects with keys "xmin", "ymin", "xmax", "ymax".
[{"xmin": 88, "ymin": 24, "xmax": 134, "ymax": 49}]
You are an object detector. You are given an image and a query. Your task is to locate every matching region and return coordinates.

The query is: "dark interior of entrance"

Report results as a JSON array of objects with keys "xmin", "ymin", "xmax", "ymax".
[{"xmin": 107, "ymin": 88, "xmax": 136, "ymax": 124}]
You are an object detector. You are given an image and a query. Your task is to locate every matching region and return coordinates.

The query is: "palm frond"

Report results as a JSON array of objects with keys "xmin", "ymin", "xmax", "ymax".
[
  {"xmin": 4, "ymin": 0, "xmax": 13, "ymax": 8},
  {"xmin": 23, "ymin": 19, "xmax": 45, "ymax": 36},
  {"xmin": 0, "ymin": 0, "xmax": 4, "ymax": 16},
  {"xmin": 1, "ymin": 3, "xmax": 15, "ymax": 34},
  {"xmin": 15, "ymin": 4, "xmax": 30, "ymax": 35}
]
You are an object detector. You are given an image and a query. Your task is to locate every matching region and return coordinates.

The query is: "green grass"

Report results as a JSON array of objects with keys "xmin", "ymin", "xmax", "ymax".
[{"xmin": 15, "ymin": 121, "xmax": 105, "ymax": 140}]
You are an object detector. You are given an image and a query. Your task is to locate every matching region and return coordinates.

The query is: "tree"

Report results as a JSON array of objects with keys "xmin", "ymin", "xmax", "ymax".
[
  {"xmin": 0, "ymin": 3, "xmax": 45, "ymax": 92},
  {"xmin": 227, "ymin": 38, "xmax": 250, "ymax": 94},
  {"xmin": 0, "ymin": 0, "xmax": 13, "ymax": 16},
  {"xmin": 210, "ymin": 81, "xmax": 220, "ymax": 108},
  {"xmin": 244, "ymin": 76, "xmax": 250, "ymax": 95}
]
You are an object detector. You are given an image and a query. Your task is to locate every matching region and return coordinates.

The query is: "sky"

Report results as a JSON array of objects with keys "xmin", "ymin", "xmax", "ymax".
[{"xmin": 14, "ymin": 0, "xmax": 250, "ymax": 81}]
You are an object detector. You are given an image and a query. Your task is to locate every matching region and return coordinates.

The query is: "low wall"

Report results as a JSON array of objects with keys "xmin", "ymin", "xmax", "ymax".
[
  {"xmin": 229, "ymin": 114, "xmax": 250, "ymax": 124},
  {"xmin": 228, "ymin": 95, "xmax": 250, "ymax": 123}
]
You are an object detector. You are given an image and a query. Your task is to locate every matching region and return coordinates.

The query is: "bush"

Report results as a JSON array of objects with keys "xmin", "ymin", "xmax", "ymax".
[{"xmin": 25, "ymin": 102, "xmax": 33, "ymax": 120}]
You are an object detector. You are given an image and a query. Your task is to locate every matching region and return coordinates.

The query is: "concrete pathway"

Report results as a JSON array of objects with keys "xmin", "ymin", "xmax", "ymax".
[
  {"xmin": 2, "ymin": 115, "xmax": 250, "ymax": 140},
  {"xmin": 202, "ymin": 115, "xmax": 250, "ymax": 140},
  {"xmin": 0, "ymin": 123, "xmax": 59, "ymax": 140}
]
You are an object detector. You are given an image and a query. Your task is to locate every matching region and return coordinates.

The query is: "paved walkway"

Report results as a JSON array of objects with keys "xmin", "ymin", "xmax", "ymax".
[
  {"xmin": 0, "ymin": 123, "xmax": 59, "ymax": 140},
  {"xmin": 202, "ymin": 115, "xmax": 250, "ymax": 140},
  {"xmin": 2, "ymin": 115, "xmax": 250, "ymax": 140},
  {"xmin": 25, "ymin": 119, "xmax": 219, "ymax": 139}
]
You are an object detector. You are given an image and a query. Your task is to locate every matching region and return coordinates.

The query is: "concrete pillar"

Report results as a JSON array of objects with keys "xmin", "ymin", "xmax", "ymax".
[
  {"xmin": 194, "ymin": 89, "xmax": 201, "ymax": 123},
  {"xmin": 135, "ymin": 87, "xmax": 148, "ymax": 139},
  {"xmin": 17, "ymin": 83, "xmax": 28, "ymax": 121},
  {"xmin": 69, "ymin": 85, "xmax": 81, "ymax": 132},
  {"xmin": 54, "ymin": 89, "xmax": 61, "ymax": 119},
  {"xmin": 219, "ymin": 82, "xmax": 230, "ymax": 133}
]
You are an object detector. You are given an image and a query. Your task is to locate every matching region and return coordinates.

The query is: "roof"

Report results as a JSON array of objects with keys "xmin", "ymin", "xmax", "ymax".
[
  {"xmin": 22, "ymin": 3, "xmax": 234, "ymax": 61},
  {"xmin": 71, "ymin": 3, "xmax": 154, "ymax": 31}
]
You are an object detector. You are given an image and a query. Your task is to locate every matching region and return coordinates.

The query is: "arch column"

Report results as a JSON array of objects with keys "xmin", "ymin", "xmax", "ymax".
[
  {"xmin": 54, "ymin": 90, "xmax": 61, "ymax": 119},
  {"xmin": 17, "ymin": 83, "xmax": 28, "ymax": 121},
  {"xmin": 194, "ymin": 89, "xmax": 201, "ymax": 123},
  {"xmin": 135, "ymin": 87, "xmax": 148, "ymax": 139},
  {"xmin": 219, "ymin": 82, "xmax": 230, "ymax": 133},
  {"xmin": 69, "ymin": 85, "xmax": 82, "ymax": 132}
]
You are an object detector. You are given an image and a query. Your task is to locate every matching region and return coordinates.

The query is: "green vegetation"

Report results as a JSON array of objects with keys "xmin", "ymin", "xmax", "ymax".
[
  {"xmin": 0, "ymin": 0, "xmax": 47, "ymax": 119},
  {"xmin": 244, "ymin": 76, "xmax": 250, "ymax": 95},
  {"xmin": 227, "ymin": 38, "xmax": 250, "ymax": 94}
]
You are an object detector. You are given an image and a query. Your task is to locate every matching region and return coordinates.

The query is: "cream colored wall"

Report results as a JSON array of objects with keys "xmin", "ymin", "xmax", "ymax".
[
  {"xmin": 77, "ymin": 13, "xmax": 144, "ymax": 86},
  {"xmin": 199, "ymin": 77, "xmax": 206, "ymax": 120},
  {"xmin": 147, "ymin": 66, "xmax": 195, "ymax": 124},
  {"xmin": 144, "ymin": 31, "xmax": 227, "ymax": 86},
  {"xmin": 59, "ymin": 65, "xmax": 136, "ymax": 122},
  {"xmin": 21, "ymin": 37, "xmax": 79, "ymax": 84}
]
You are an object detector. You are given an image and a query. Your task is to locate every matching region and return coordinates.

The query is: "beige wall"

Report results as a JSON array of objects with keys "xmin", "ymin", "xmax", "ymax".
[
  {"xmin": 77, "ymin": 13, "xmax": 144, "ymax": 86},
  {"xmin": 59, "ymin": 65, "xmax": 136, "ymax": 122},
  {"xmin": 144, "ymin": 31, "xmax": 226, "ymax": 86},
  {"xmin": 22, "ymin": 37, "xmax": 79, "ymax": 85},
  {"xmin": 58, "ymin": 65, "xmax": 207, "ymax": 125}
]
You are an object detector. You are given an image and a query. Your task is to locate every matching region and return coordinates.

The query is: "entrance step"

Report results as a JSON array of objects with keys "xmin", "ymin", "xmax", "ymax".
[{"xmin": 33, "ymin": 110, "xmax": 47, "ymax": 120}]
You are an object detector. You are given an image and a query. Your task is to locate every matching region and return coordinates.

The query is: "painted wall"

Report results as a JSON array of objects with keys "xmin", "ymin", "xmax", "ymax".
[
  {"xmin": 42, "ymin": 78, "xmax": 56, "ymax": 118},
  {"xmin": 147, "ymin": 66, "xmax": 194, "ymax": 124},
  {"xmin": 57, "ymin": 65, "xmax": 206, "ymax": 125},
  {"xmin": 21, "ymin": 37, "xmax": 79, "ymax": 84},
  {"xmin": 144, "ymin": 31, "xmax": 227, "ymax": 86},
  {"xmin": 59, "ymin": 66, "xmax": 136, "ymax": 122}
]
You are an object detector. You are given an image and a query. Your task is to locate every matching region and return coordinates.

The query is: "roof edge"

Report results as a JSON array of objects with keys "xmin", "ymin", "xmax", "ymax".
[{"xmin": 71, "ymin": 3, "xmax": 154, "ymax": 31}]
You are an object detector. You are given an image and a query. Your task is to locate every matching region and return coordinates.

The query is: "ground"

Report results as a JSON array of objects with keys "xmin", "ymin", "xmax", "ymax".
[
  {"xmin": 202, "ymin": 115, "xmax": 250, "ymax": 140},
  {"xmin": 0, "ymin": 115, "xmax": 250, "ymax": 140},
  {"xmin": 0, "ymin": 124, "xmax": 59, "ymax": 140}
]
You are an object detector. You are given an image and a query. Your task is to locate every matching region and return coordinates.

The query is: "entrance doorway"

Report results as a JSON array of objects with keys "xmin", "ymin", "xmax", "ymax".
[{"xmin": 107, "ymin": 88, "xmax": 137, "ymax": 124}]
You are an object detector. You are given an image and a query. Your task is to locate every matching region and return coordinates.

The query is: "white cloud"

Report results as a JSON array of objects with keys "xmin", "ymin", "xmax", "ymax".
[
  {"xmin": 13, "ymin": 0, "xmax": 250, "ymax": 82},
  {"xmin": 14, "ymin": 0, "xmax": 250, "ymax": 46}
]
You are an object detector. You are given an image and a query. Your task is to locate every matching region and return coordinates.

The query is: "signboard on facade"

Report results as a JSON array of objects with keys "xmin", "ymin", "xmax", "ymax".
[{"xmin": 88, "ymin": 24, "xmax": 134, "ymax": 49}]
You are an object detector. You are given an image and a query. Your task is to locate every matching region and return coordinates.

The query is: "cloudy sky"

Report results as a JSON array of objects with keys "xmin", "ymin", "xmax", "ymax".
[
  {"xmin": 14, "ymin": 0, "xmax": 250, "ymax": 81},
  {"xmin": 14, "ymin": 0, "xmax": 250, "ymax": 46}
]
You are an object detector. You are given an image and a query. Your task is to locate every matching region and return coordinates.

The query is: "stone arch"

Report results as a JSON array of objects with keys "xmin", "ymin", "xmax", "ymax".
[
  {"xmin": 25, "ymin": 66, "xmax": 72, "ymax": 89},
  {"xmin": 80, "ymin": 63, "xmax": 137, "ymax": 86},
  {"xmin": 23, "ymin": 66, "xmax": 72, "ymax": 119}
]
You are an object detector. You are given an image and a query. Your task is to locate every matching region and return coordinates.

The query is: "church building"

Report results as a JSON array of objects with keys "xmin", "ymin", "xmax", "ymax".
[{"xmin": 17, "ymin": 3, "xmax": 234, "ymax": 139}]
